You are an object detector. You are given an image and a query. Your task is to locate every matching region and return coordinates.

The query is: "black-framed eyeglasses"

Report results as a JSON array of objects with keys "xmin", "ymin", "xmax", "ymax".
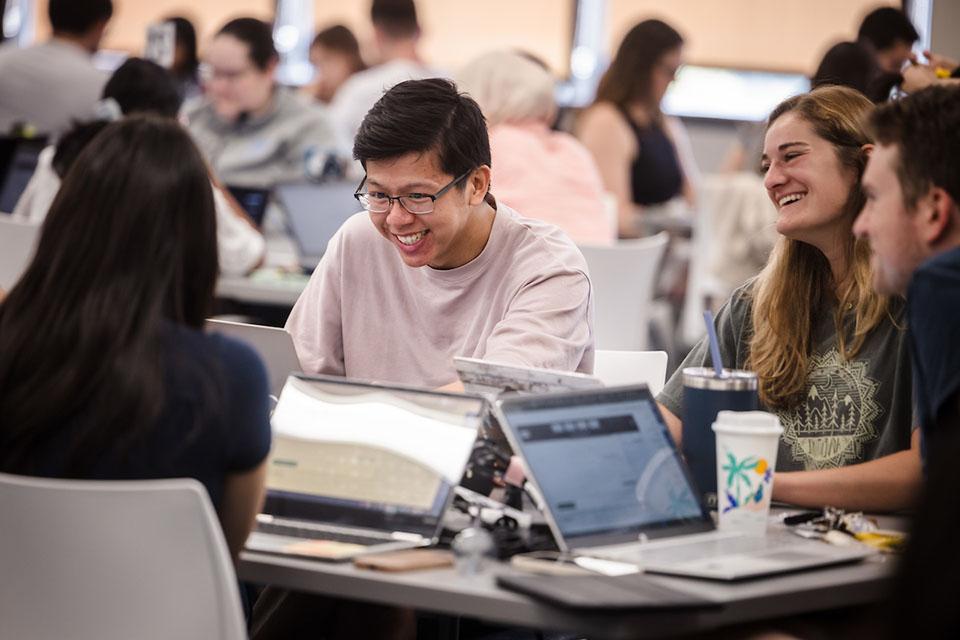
[{"xmin": 353, "ymin": 170, "xmax": 472, "ymax": 215}]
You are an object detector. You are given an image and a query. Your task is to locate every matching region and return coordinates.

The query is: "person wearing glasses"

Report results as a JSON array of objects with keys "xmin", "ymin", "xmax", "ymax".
[
  {"xmin": 285, "ymin": 78, "xmax": 594, "ymax": 388},
  {"xmin": 183, "ymin": 17, "xmax": 334, "ymax": 188}
]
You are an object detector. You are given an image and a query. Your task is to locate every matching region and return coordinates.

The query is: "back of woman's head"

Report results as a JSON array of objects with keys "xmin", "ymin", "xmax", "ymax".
[
  {"xmin": 312, "ymin": 24, "xmax": 365, "ymax": 69},
  {"xmin": 217, "ymin": 17, "xmax": 277, "ymax": 70},
  {"xmin": 812, "ymin": 41, "xmax": 876, "ymax": 95},
  {"xmin": 596, "ymin": 19, "xmax": 683, "ymax": 108},
  {"xmin": 457, "ymin": 51, "xmax": 556, "ymax": 127},
  {"xmin": 102, "ymin": 57, "xmax": 183, "ymax": 118},
  {"xmin": 750, "ymin": 85, "xmax": 885, "ymax": 409},
  {"xmin": 0, "ymin": 115, "xmax": 218, "ymax": 472}
]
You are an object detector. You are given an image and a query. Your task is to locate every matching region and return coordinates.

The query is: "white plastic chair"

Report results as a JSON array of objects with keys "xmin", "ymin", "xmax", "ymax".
[
  {"xmin": 593, "ymin": 349, "xmax": 669, "ymax": 396},
  {"xmin": 0, "ymin": 474, "xmax": 246, "ymax": 640},
  {"xmin": 579, "ymin": 232, "xmax": 669, "ymax": 351},
  {"xmin": 0, "ymin": 216, "xmax": 40, "ymax": 290}
]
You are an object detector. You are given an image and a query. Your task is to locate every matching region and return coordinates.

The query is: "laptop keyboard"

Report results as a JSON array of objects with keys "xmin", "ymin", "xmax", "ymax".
[{"xmin": 257, "ymin": 521, "xmax": 389, "ymax": 546}]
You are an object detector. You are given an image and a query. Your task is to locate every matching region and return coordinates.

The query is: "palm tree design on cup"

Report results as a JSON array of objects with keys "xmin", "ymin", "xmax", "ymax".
[{"xmin": 721, "ymin": 451, "xmax": 773, "ymax": 514}]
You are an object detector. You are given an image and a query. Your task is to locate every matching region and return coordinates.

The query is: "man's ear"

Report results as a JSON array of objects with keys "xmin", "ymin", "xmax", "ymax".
[
  {"xmin": 468, "ymin": 166, "xmax": 492, "ymax": 206},
  {"xmin": 918, "ymin": 186, "xmax": 956, "ymax": 244},
  {"xmin": 861, "ymin": 143, "xmax": 875, "ymax": 157}
]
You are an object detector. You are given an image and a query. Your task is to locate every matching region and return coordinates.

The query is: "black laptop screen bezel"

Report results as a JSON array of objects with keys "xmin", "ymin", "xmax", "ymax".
[{"xmin": 498, "ymin": 385, "xmax": 715, "ymax": 549}]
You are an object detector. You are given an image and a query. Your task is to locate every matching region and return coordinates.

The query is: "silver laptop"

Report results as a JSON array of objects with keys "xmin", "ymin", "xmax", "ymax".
[
  {"xmin": 245, "ymin": 374, "xmax": 485, "ymax": 561},
  {"xmin": 274, "ymin": 181, "xmax": 360, "ymax": 271},
  {"xmin": 454, "ymin": 357, "xmax": 603, "ymax": 397},
  {"xmin": 494, "ymin": 386, "xmax": 874, "ymax": 581},
  {"xmin": 205, "ymin": 319, "xmax": 301, "ymax": 397}
]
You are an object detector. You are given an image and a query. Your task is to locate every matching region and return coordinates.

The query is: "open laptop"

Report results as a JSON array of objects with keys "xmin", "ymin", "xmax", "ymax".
[
  {"xmin": 245, "ymin": 374, "xmax": 485, "ymax": 561},
  {"xmin": 225, "ymin": 185, "xmax": 270, "ymax": 228},
  {"xmin": 275, "ymin": 181, "xmax": 360, "ymax": 271},
  {"xmin": 454, "ymin": 357, "xmax": 603, "ymax": 397},
  {"xmin": 205, "ymin": 319, "xmax": 301, "ymax": 397},
  {"xmin": 0, "ymin": 137, "xmax": 46, "ymax": 214},
  {"xmin": 494, "ymin": 385, "xmax": 874, "ymax": 581}
]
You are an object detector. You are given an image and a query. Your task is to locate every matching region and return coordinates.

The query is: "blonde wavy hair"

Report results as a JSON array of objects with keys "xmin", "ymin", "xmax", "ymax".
[
  {"xmin": 456, "ymin": 51, "xmax": 556, "ymax": 127},
  {"xmin": 747, "ymin": 86, "xmax": 892, "ymax": 409}
]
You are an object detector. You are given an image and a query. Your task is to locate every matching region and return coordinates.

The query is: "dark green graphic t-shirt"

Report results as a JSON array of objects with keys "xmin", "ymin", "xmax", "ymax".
[{"xmin": 659, "ymin": 281, "xmax": 914, "ymax": 472}]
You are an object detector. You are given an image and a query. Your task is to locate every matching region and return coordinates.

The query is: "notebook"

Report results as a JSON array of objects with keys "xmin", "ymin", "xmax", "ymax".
[
  {"xmin": 494, "ymin": 385, "xmax": 874, "ymax": 581},
  {"xmin": 274, "ymin": 181, "xmax": 360, "ymax": 271},
  {"xmin": 245, "ymin": 375, "xmax": 485, "ymax": 561},
  {"xmin": 204, "ymin": 319, "xmax": 301, "ymax": 397}
]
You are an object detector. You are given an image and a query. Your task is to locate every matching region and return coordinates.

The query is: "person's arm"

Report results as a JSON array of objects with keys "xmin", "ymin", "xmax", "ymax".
[
  {"xmin": 480, "ymin": 270, "xmax": 592, "ymax": 373},
  {"xmin": 211, "ymin": 184, "xmax": 265, "ymax": 276},
  {"xmin": 773, "ymin": 429, "xmax": 922, "ymax": 511},
  {"xmin": 658, "ymin": 403, "xmax": 683, "ymax": 446},
  {"xmin": 285, "ymin": 227, "xmax": 347, "ymax": 376},
  {"xmin": 576, "ymin": 103, "xmax": 643, "ymax": 238},
  {"xmin": 219, "ymin": 461, "xmax": 267, "ymax": 561}
]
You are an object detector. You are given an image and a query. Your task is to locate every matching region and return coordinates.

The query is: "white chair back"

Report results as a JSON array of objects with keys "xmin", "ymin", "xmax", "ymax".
[
  {"xmin": 0, "ymin": 216, "xmax": 40, "ymax": 290},
  {"xmin": 593, "ymin": 349, "xmax": 668, "ymax": 396},
  {"xmin": 580, "ymin": 232, "xmax": 669, "ymax": 350},
  {"xmin": 0, "ymin": 474, "xmax": 246, "ymax": 640}
]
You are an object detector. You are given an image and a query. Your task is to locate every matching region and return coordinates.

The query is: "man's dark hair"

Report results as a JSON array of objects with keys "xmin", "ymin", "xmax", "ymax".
[
  {"xmin": 868, "ymin": 85, "xmax": 960, "ymax": 208},
  {"xmin": 48, "ymin": 0, "xmax": 112, "ymax": 35},
  {"xmin": 371, "ymin": 0, "xmax": 419, "ymax": 39},
  {"xmin": 103, "ymin": 58, "xmax": 182, "ymax": 119},
  {"xmin": 217, "ymin": 17, "xmax": 277, "ymax": 70},
  {"xmin": 857, "ymin": 7, "xmax": 919, "ymax": 51},
  {"xmin": 353, "ymin": 78, "xmax": 490, "ymax": 183}
]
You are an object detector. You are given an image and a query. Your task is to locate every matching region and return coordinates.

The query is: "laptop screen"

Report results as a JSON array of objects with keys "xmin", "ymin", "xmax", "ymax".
[
  {"xmin": 226, "ymin": 185, "xmax": 270, "ymax": 227},
  {"xmin": 0, "ymin": 138, "xmax": 46, "ymax": 214},
  {"xmin": 275, "ymin": 181, "xmax": 360, "ymax": 269},
  {"xmin": 498, "ymin": 386, "xmax": 712, "ymax": 548},
  {"xmin": 265, "ymin": 375, "xmax": 484, "ymax": 538}
]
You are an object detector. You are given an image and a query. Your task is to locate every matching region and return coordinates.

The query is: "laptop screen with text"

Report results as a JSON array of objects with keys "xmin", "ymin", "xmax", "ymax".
[
  {"xmin": 266, "ymin": 375, "xmax": 484, "ymax": 537},
  {"xmin": 500, "ymin": 387, "xmax": 710, "ymax": 547}
]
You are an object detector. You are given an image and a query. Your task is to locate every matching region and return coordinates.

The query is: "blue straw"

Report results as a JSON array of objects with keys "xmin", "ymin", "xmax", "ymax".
[{"xmin": 703, "ymin": 310, "xmax": 725, "ymax": 377}]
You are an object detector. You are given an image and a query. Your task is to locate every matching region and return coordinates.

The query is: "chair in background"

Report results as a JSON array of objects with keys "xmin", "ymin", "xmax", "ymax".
[
  {"xmin": 593, "ymin": 349, "xmax": 668, "ymax": 396},
  {"xmin": 579, "ymin": 231, "xmax": 669, "ymax": 351},
  {"xmin": 0, "ymin": 216, "xmax": 40, "ymax": 291},
  {"xmin": 0, "ymin": 474, "xmax": 246, "ymax": 640}
]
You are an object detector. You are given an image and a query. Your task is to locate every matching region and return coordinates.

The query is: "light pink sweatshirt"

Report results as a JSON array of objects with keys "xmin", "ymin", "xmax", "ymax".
[{"xmin": 286, "ymin": 203, "xmax": 594, "ymax": 388}]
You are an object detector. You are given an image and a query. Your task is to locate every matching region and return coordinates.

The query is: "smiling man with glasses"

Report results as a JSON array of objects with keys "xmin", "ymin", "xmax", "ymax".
[{"xmin": 286, "ymin": 78, "xmax": 595, "ymax": 388}]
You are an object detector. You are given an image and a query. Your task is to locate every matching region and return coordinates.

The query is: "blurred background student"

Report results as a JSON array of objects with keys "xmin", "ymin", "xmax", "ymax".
[
  {"xmin": 0, "ymin": 115, "xmax": 271, "ymax": 561},
  {"xmin": 165, "ymin": 15, "xmax": 202, "ymax": 101},
  {"xmin": 576, "ymin": 19, "xmax": 698, "ymax": 239},
  {"xmin": 14, "ymin": 58, "xmax": 265, "ymax": 277},
  {"xmin": 184, "ymin": 17, "xmax": 334, "ymax": 189},
  {"xmin": 305, "ymin": 24, "xmax": 366, "ymax": 104},
  {"xmin": 457, "ymin": 50, "xmax": 613, "ymax": 245}
]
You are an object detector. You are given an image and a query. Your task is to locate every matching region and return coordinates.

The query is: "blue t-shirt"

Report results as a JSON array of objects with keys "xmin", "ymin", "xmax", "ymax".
[
  {"xmin": 908, "ymin": 246, "xmax": 960, "ymax": 454},
  {"xmin": 16, "ymin": 324, "xmax": 272, "ymax": 508}
]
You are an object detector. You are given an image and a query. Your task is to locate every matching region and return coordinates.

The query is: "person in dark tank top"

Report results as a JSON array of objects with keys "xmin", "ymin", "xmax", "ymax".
[{"xmin": 577, "ymin": 19, "xmax": 695, "ymax": 238}]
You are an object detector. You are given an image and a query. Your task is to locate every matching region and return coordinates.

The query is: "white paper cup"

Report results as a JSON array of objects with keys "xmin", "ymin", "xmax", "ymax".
[{"xmin": 712, "ymin": 411, "xmax": 783, "ymax": 536}]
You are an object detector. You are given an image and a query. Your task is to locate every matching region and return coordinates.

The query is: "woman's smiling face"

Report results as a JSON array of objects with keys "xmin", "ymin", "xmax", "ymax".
[{"xmin": 762, "ymin": 113, "xmax": 858, "ymax": 246}]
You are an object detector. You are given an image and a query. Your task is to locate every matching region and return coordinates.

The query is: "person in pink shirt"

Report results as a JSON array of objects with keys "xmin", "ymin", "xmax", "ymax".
[
  {"xmin": 458, "ymin": 51, "xmax": 615, "ymax": 246},
  {"xmin": 285, "ymin": 78, "xmax": 595, "ymax": 389}
]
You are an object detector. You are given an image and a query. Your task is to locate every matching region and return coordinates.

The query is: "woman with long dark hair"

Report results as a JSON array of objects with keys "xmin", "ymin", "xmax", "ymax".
[
  {"xmin": 577, "ymin": 19, "xmax": 697, "ymax": 238},
  {"xmin": 0, "ymin": 115, "xmax": 271, "ymax": 558}
]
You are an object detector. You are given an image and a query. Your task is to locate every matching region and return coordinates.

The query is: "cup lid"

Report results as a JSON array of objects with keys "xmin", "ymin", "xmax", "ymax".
[{"xmin": 711, "ymin": 410, "xmax": 783, "ymax": 435}]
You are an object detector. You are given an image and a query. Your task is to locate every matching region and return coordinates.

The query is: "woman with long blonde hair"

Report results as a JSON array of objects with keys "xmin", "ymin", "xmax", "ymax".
[{"xmin": 658, "ymin": 86, "xmax": 919, "ymax": 511}]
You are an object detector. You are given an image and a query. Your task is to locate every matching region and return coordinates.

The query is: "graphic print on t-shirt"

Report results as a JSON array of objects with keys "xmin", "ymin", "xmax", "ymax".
[{"xmin": 778, "ymin": 349, "xmax": 883, "ymax": 469}]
